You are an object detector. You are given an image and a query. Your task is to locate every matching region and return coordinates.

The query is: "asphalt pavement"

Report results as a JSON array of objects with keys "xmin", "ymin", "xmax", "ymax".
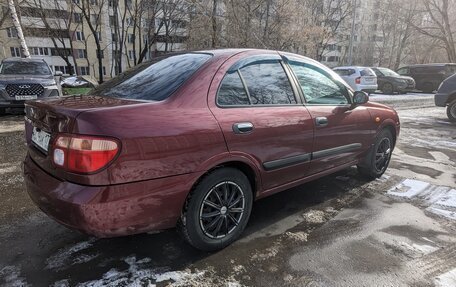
[{"xmin": 0, "ymin": 93, "xmax": 455, "ymax": 287}]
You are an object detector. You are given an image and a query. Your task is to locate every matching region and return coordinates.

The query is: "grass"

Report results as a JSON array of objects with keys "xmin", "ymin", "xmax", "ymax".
[{"xmin": 62, "ymin": 87, "xmax": 92, "ymax": 95}]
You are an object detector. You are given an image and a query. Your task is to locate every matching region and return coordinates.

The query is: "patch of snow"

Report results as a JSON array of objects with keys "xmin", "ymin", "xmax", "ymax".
[
  {"xmin": 435, "ymin": 268, "xmax": 456, "ymax": 287},
  {"xmin": 302, "ymin": 210, "xmax": 326, "ymax": 224},
  {"xmin": 0, "ymin": 265, "xmax": 29, "ymax": 287},
  {"xmin": 387, "ymin": 179, "xmax": 456, "ymax": 220},
  {"xmin": 285, "ymin": 231, "xmax": 308, "ymax": 242},
  {"xmin": 46, "ymin": 238, "xmax": 97, "ymax": 270}
]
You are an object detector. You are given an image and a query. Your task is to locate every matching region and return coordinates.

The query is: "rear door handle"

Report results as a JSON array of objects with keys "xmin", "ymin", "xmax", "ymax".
[
  {"xmin": 315, "ymin": 117, "xmax": 328, "ymax": 127},
  {"xmin": 233, "ymin": 122, "xmax": 254, "ymax": 134}
]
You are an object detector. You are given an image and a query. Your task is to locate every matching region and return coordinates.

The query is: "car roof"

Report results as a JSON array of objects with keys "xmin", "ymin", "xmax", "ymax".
[
  {"xmin": 1, "ymin": 57, "xmax": 47, "ymax": 63},
  {"xmin": 333, "ymin": 66, "xmax": 370, "ymax": 70},
  {"xmin": 401, "ymin": 63, "xmax": 456, "ymax": 68}
]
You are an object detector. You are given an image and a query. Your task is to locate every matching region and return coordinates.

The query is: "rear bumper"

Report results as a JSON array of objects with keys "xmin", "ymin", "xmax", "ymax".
[
  {"xmin": 356, "ymin": 84, "xmax": 378, "ymax": 93},
  {"xmin": 435, "ymin": 93, "xmax": 450, "ymax": 107},
  {"xmin": 23, "ymin": 155, "xmax": 198, "ymax": 237}
]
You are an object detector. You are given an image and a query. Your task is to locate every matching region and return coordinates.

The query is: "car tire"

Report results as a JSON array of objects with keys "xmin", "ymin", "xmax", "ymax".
[
  {"xmin": 0, "ymin": 108, "xmax": 5, "ymax": 116},
  {"xmin": 422, "ymin": 82, "xmax": 435, "ymax": 93},
  {"xmin": 447, "ymin": 100, "xmax": 456, "ymax": 122},
  {"xmin": 357, "ymin": 129, "xmax": 394, "ymax": 180},
  {"xmin": 381, "ymin": 83, "xmax": 394, "ymax": 94},
  {"xmin": 178, "ymin": 167, "xmax": 253, "ymax": 251}
]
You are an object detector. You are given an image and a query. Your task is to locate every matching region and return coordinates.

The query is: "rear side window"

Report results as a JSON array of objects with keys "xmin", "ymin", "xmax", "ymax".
[
  {"xmin": 240, "ymin": 61, "xmax": 296, "ymax": 105},
  {"xmin": 89, "ymin": 53, "xmax": 212, "ymax": 101},
  {"xmin": 217, "ymin": 71, "xmax": 250, "ymax": 106},
  {"xmin": 360, "ymin": 69, "xmax": 375, "ymax": 76},
  {"xmin": 397, "ymin": 67, "xmax": 409, "ymax": 75},
  {"xmin": 334, "ymin": 69, "xmax": 355, "ymax": 76}
]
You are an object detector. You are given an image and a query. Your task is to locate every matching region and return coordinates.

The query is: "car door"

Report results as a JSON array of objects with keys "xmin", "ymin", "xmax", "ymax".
[
  {"xmin": 208, "ymin": 53, "xmax": 314, "ymax": 191},
  {"xmin": 285, "ymin": 56, "xmax": 374, "ymax": 175}
]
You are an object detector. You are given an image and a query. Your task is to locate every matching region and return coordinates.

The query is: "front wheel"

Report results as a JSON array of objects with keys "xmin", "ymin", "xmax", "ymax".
[
  {"xmin": 358, "ymin": 129, "xmax": 394, "ymax": 180},
  {"xmin": 381, "ymin": 83, "xmax": 394, "ymax": 94},
  {"xmin": 447, "ymin": 100, "xmax": 456, "ymax": 122},
  {"xmin": 178, "ymin": 168, "xmax": 253, "ymax": 251}
]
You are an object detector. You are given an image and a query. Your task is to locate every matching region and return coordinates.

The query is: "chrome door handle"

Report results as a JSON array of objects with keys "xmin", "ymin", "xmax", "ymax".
[
  {"xmin": 233, "ymin": 122, "xmax": 254, "ymax": 134},
  {"xmin": 315, "ymin": 117, "xmax": 328, "ymax": 127}
]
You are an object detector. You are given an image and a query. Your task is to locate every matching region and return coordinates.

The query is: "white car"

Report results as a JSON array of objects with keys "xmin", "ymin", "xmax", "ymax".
[{"xmin": 333, "ymin": 66, "xmax": 378, "ymax": 93}]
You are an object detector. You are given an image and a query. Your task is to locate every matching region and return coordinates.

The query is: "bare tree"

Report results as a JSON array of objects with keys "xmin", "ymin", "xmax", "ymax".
[
  {"xmin": 8, "ymin": 0, "xmax": 29, "ymax": 57},
  {"xmin": 411, "ymin": 0, "xmax": 456, "ymax": 62}
]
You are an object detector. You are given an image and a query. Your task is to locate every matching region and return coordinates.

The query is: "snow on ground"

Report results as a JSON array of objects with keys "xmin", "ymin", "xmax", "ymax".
[
  {"xmin": 0, "ymin": 265, "xmax": 29, "ymax": 287},
  {"xmin": 46, "ymin": 238, "xmax": 98, "ymax": 270},
  {"xmin": 435, "ymin": 268, "xmax": 456, "ymax": 287},
  {"xmin": 369, "ymin": 93, "xmax": 434, "ymax": 101},
  {"xmin": 387, "ymin": 179, "xmax": 456, "ymax": 220}
]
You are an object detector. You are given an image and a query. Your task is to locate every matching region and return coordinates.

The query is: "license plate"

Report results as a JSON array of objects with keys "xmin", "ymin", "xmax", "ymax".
[
  {"xmin": 32, "ymin": 127, "xmax": 51, "ymax": 152},
  {"xmin": 364, "ymin": 78, "xmax": 374, "ymax": 82},
  {"xmin": 16, "ymin": 95, "xmax": 37, "ymax": 100}
]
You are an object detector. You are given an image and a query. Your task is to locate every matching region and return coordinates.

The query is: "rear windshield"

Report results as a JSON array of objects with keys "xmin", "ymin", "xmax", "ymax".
[
  {"xmin": 375, "ymin": 67, "xmax": 399, "ymax": 77},
  {"xmin": 0, "ymin": 61, "xmax": 51, "ymax": 75},
  {"xmin": 360, "ymin": 69, "xmax": 375, "ymax": 76},
  {"xmin": 334, "ymin": 69, "xmax": 355, "ymax": 76},
  {"xmin": 89, "ymin": 53, "xmax": 212, "ymax": 101}
]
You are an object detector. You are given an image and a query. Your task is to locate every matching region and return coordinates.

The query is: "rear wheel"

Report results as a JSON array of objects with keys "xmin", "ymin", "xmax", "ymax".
[
  {"xmin": 179, "ymin": 168, "xmax": 253, "ymax": 251},
  {"xmin": 447, "ymin": 100, "xmax": 456, "ymax": 122},
  {"xmin": 381, "ymin": 83, "xmax": 394, "ymax": 94},
  {"xmin": 357, "ymin": 129, "xmax": 394, "ymax": 180}
]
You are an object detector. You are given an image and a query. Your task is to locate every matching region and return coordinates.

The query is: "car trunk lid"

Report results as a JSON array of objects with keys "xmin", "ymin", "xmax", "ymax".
[{"xmin": 24, "ymin": 95, "xmax": 142, "ymax": 179}]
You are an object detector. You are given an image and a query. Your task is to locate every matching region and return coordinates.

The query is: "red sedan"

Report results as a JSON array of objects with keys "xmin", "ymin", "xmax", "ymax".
[{"xmin": 23, "ymin": 49, "xmax": 400, "ymax": 251}]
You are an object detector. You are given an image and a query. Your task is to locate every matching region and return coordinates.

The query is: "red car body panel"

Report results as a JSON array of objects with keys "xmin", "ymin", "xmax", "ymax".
[{"xmin": 23, "ymin": 49, "xmax": 400, "ymax": 237}]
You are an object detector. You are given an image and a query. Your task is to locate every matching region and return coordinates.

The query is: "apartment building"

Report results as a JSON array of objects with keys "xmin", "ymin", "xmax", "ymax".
[
  {"xmin": 0, "ymin": 0, "xmax": 188, "ymax": 81},
  {"xmin": 320, "ymin": 0, "xmax": 383, "ymax": 67}
]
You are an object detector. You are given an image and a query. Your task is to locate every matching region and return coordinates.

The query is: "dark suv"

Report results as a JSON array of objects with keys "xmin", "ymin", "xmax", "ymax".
[
  {"xmin": 0, "ymin": 58, "xmax": 62, "ymax": 114},
  {"xmin": 435, "ymin": 73, "xmax": 456, "ymax": 122},
  {"xmin": 397, "ymin": 63, "xmax": 456, "ymax": 93}
]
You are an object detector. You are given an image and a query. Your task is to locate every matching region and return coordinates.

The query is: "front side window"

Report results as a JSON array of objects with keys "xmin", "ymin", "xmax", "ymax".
[
  {"xmin": 290, "ymin": 61, "xmax": 349, "ymax": 105},
  {"xmin": 217, "ymin": 71, "xmax": 250, "ymax": 106},
  {"xmin": 239, "ymin": 61, "xmax": 296, "ymax": 105},
  {"xmin": 89, "ymin": 53, "xmax": 212, "ymax": 101}
]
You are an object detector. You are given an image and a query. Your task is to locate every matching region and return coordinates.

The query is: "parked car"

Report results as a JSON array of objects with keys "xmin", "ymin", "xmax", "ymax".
[
  {"xmin": 435, "ymin": 73, "xmax": 456, "ymax": 122},
  {"xmin": 333, "ymin": 66, "xmax": 378, "ymax": 93},
  {"xmin": 371, "ymin": 67, "xmax": 415, "ymax": 94},
  {"xmin": 23, "ymin": 49, "xmax": 400, "ymax": 251},
  {"xmin": 0, "ymin": 58, "xmax": 62, "ymax": 114},
  {"xmin": 61, "ymin": 76, "xmax": 96, "ymax": 88},
  {"xmin": 396, "ymin": 63, "xmax": 456, "ymax": 93}
]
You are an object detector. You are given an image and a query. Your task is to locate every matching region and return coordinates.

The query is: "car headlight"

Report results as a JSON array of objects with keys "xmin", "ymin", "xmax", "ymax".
[{"xmin": 42, "ymin": 81, "xmax": 57, "ymax": 87}]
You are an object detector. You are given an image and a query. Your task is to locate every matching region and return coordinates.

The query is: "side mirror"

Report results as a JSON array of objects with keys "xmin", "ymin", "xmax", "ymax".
[
  {"xmin": 54, "ymin": 71, "xmax": 63, "ymax": 76},
  {"xmin": 352, "ymin": 91, "xmax": 369, "ymax": 106}
]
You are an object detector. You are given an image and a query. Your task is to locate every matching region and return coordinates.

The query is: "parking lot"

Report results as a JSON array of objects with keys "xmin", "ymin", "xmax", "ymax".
[{"xmin": 0, "ymin": 93, "xmax": 455, "ymax": 287}]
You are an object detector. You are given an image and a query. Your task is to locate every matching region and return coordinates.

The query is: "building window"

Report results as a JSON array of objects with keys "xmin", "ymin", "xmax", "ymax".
[
  {"xmin": 72, "ymin": 0, "xmax": 80, "ymax": 4},
  {"xmin": 75, "ymin": 31, "xmax": 85, "ymax": 41},
  {"xmin": 109, "ymin": 16, "xmax": 117, "ymax": 27},
  {"xmin": 30, "ymin": 47, "xmax": 49, "ymax": 56},
  {"xmin": 108, "ymin": 0, "xmax": 117, "ymax": 7},
  {"xmin": 90, "ymin": 0, "xmax": 98, "ymax": 5},
  {"xmin": 111, "ymin": 33, "xmax": 118, "ymax": 42},
  {"xmin": 90, "ymin": 14, "xmax": 100, "ymax": 26},
  {"xmin": 6, "ymin": 27, "xmax": 18, "ymax": 38},
  {"xmin": 128, "ymin": 50, "xmax": 135, "ymax": 59},
  {"xmin": 95, "ymin": 31, "xmax": 102, "ymax": 42},
  {"xmin": 54, "ymin": 65, "xmax": 70, "ymax": 75},
  {"xmin": 143, "ymin": 34, "xmax": 148, "ymax": 45},
  {"xmin": 126, "ymin": 17, "xmax": 135, "ymax": 27},
  {"xmin": 127, "ymin": 34, "xmax": 135, "ymax": 44},
  {"xmin": 77, "ymin": 49, "xmax": 87, "ymax": 58},
  {"xmin": 74, "ymin": 13, "xmax": 82, "ymax": 23},
  {"xmin": 103, "ymin": 66, "xmax": 106, "ymax": 75},
  {"xmin": 97, "ymin": 49, "xmax": 104, "ymax": 59},
  {"xmin": 10, "ymin": 47, "xmax": 21, "ymax": 57},
  {"xmin": 79, "ymin": 66, "xmax": 90, "ymax": 75}
]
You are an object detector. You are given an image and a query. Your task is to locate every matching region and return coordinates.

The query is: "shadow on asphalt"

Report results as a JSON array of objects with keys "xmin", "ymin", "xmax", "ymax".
[{"xmin": 1, "ymin": 168, "xmax": 370, "ymax": 285}]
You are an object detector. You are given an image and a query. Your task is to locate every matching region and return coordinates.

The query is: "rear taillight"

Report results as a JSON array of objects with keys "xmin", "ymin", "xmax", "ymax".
[
  {"xmin": 52, "ymin": 134, "xmax": 120, "ymax": 173},
  {"xmin": 355, "ymin": 77, "xmax": 361, "ymax": 84}
]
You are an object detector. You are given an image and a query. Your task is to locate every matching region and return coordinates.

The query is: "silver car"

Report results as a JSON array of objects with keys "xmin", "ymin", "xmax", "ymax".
[
  {"xmin": 333, "ymin": 66, "xmax": 378, "ymax": 93},
  {"xmin": 0, "ymin": 58, "xmax": 62, "ymax": 114}
]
